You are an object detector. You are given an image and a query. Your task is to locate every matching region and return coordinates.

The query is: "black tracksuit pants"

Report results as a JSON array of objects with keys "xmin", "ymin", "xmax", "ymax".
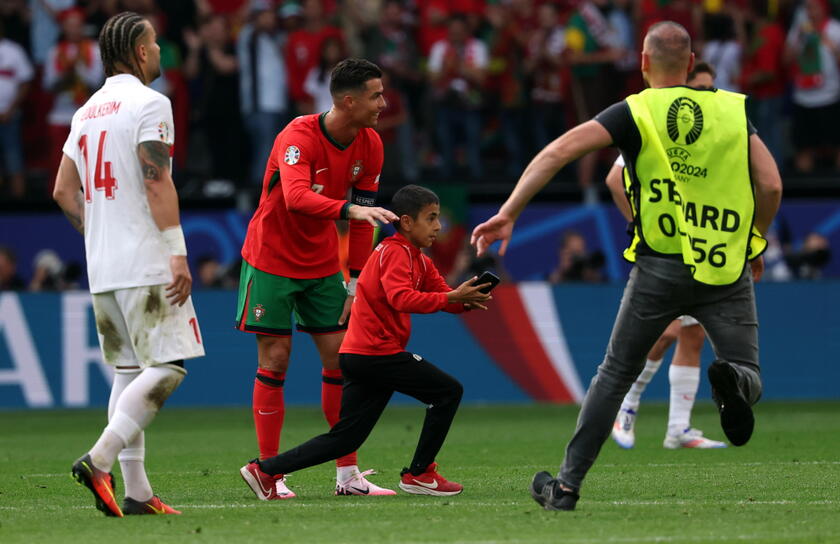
[{"xmin": 259, "ymin": 351, "xmax": 463, "ymax": 476}]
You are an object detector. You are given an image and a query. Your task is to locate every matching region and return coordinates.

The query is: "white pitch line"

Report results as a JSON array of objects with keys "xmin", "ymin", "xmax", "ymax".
[
  {"xmin": 18, "ymin": 460, "xmax": 840, "ymax": 479},
  {"xmin": 0, "ymin": 499, "xmax": 836, "ymax": 512}
]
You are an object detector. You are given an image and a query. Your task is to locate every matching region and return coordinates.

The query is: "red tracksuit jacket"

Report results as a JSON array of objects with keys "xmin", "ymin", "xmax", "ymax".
[{"xmin": 340, "ymin": 232, "xmax": 465, "ymax": 356}]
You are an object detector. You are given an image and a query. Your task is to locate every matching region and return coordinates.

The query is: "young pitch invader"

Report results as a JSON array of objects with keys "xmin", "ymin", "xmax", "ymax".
[{"xmin": 240, "ymin": 185, "xmax": 492, "ymax": 499}]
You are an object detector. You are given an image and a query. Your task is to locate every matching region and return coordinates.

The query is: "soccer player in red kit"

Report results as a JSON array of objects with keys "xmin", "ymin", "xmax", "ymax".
[
  {"xmin": 240, "ymin": 185, "xmax": 492, "ymax": 500},
  {"xmin": 235, "ymin": 58, "xmax": 399, "ymax": 497}
]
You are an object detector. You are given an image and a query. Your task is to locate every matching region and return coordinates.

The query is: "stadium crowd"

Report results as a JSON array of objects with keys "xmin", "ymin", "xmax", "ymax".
[
  {"xmin": 0, "ymin": 0, "xmax": 837, "ymax": 287},
  {"xmin": 2, "ymin": 0, "xmax": 840, "ymax": 202}
]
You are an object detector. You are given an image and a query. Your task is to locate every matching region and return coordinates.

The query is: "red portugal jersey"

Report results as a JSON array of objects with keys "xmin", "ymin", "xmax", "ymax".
[
  {"xmin": 340, "ymin": 233, "xmax": 465, "ymax": 356},
  {"xmin": 241, "ymin": 113, "xmax": 383, "ymax": 279}
]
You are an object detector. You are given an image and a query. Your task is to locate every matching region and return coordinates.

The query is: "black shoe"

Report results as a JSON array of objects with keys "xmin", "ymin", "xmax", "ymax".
[
  {"xmin": 529, "ymin": 471, "xmax": 579, "ymax": 511},
  {"xmin": 708, "ymin": 361, "xmax": 754, "ymax": 446},
  {"xmin": 123, "ymin": 495, "xmax": 182, "ymax": 515}
]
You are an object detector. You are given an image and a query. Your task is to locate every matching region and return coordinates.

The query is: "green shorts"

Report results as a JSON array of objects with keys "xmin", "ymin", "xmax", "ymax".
[{"xmin": 235, "ymin": 261, "xmax": 348, "ymax": 336}]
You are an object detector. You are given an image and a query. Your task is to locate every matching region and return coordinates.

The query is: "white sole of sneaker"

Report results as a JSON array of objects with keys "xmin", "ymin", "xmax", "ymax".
[
  {"xmin": 398, "ymin": 482, "xmax": 462, "ymax": 496},
  {"xmin": 663, "ymin": 436, "xmax": 727, "ymax": 449}
]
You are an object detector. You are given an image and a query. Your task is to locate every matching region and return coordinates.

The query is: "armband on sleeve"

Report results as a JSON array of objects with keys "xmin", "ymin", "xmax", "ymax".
[{"xmin": 350, "ymin": 188, "xmax": 377, "ymax": 207}]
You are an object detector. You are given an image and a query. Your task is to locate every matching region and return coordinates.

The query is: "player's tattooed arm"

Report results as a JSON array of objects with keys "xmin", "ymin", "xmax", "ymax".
[
  {"xmin": 138, "ymin": 140, "xmax": 171, "ymax": 183},
  {"xmin": 137, "ymin": 141, "xmax": 181, "ymax": 232},
  {"xmin": 62, "ymin": 189, "xmax": 85, "ymax": 234}
]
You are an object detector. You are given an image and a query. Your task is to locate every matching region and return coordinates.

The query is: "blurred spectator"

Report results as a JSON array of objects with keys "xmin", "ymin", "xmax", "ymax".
[
  {"xmin": 738, "ymin": 0, "xmax": 786, "ymax": 164},
  {"xmin": 1, "ymin": 0, "xmax": 29, "ymax": 50},
  {"xmin": 28, "ymin": 248, "xmax": 65, "ymax": 291},
  {"xmin": 703, "ymin": 10, "xmax": 741, "ymax": 91},
  {"xmin": 0, "ymin": 18, "xmax": 33, "ymax": 199},
  {"xmin": 761, "ymin": 223, "xmax": 794, "ymax": 281},
  {"xmin": 360, "ymin": 0, "xmax": 420, "ymax": 181},
  {"xmin": 565, "ymin": 0, "xmax": 621, "ymax": 204},
  {"xmin": 205, "ymin": 0, "xmax": 248, "ymax": 19},
  {"xmin": 484, "ymin": 1, "xmax": 529, "ymax": 178},
  {"xmin": 610, "ymin": 0, "xmax": 641, "ymax": 96},
  {"xmin": 417, "ymin": 0, "xmax": 452, "ymax": 57},
  {"xmin": 278, "ymin": 1, "xmax": 304, "ymax": 33},
  {"xmin": 184, "ymin": 13, "xmax": 243, "ymax": 189},
  {"xmin": 361, "ymin": 0, "xmax": 418, "ymax": 79},
  {"xmin": 374, "ymin": 71, "xmax": 419, "ymax": 183},
  {"xmin": 237, "ymin": 0, "xmax": 289, "ymax": 187},
  {"xmin": 30, "ymin": 0, "xmax": 75, "ymax": 65},
  {"xmin": 43, "ymin": 7, "xmax": 103, "ymax": 191},
  {"xmin": 360, "ymin": 0, "xmax": 421, "ymax": 110},
  {"xmin": 147, "ymin": 12, "xmax": 190, "ymax": 171},
  {"xmin": 147, "ymin": 13, "xmax": 181, "ymax": 98},
  {"xmin": 0, "ymin": 245, "xmax": 24, "ymax": 290},
  {"xmin": 688, "ymin": 59, "xmax": 716, "ymax": 88},
  {"xmin": 525, "ymin": 2, "xmax": 567, "ymax": 151},
  {"xmin": 304, "ymin": 34, "xmax": 344, "ymax": 114},
  {"xmin": 337, "ymin": 0, "xmax": 382, "ymax": 58},
  {"xmin": 428, "ymin": 13, "xmax": 488, "ymax": 182},
  {"xmin": 786, "ymin": 232, "xmax": 831, "ymax": 279},
  {"xmin": 784, "ymin": 0, "xmax": 840, "ymax": 173},
  {"xmin": 548, "ymin": 230, "xmax": 605, "ymax": 283},
  {"xmin": 196, "ymin": 254, "xmax": 225, "ymax": 288},
  {"xmin": 284, "ymin": 0, "xmax": 343, "ymax": 114},
  {"xmin": 638, "ymin": 0, "xmax": 704, "ymax": 41}
]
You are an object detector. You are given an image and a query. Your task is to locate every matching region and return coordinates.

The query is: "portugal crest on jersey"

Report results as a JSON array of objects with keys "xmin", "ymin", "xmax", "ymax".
[
  {"xmin": 350, "ymin": 160, "xmax": 364, "ymax": 181},
  {"xmin": 284, "ymin": 145, "xmax": 301, "ymax": 165},
  {"xmin": 253, "ymin": 304, "xmax": 266, "ymax": 322}
]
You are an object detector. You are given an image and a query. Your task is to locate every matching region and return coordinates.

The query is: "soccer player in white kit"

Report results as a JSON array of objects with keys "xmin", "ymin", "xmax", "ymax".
[{"xmin": 52, "ymin": 12, "xmax": 204, "ymax": 517}]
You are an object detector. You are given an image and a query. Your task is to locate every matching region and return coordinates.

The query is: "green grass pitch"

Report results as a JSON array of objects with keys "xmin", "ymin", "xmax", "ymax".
[{"xmin": 2, "ymin": 401, "xmax": 839, "ymax": 543}]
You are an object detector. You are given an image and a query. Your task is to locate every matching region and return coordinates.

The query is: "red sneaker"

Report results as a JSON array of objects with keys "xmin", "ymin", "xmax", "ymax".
[
  {"xmin": 123, "ymin": 495, "xmax": 182, "ymax": 515},
  {"xmin": 399, "ymin": 463, "xmax": 463, "ymax": 496},
  {"xmin": 71, "ymin": 454, "xmax": 124, "ymax": 517},
  {"xmin": 240, "ymin": 461, "xmax": 295, "ymax": 500}
]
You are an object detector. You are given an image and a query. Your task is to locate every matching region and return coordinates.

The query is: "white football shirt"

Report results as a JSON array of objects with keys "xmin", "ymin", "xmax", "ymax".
[{"xmin": 63, "ymin": 74, "xmax": 175, "ymax": 294}]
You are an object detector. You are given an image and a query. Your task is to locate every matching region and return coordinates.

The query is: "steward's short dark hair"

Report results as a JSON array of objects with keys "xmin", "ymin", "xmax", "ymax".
[
  {"xmin": 391, "ymin": 185, "xmax": 440, "ymax": 220},
  {"xmin": 330, "ymin": 58, "xmax": 382, "ymax": 97},
  {"xmin": 99, "ymin": 11, "xmax": 148, "ymax": 78}
]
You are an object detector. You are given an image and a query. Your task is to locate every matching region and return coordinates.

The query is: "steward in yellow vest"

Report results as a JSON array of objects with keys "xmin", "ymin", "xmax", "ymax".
[{"xmin": 472, "ymin": 20, "xmax": 783, "ymax": 511}]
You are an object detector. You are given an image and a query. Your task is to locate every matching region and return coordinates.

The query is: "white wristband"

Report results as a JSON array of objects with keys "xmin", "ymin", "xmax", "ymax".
[
  {"xmin": 161, "ymin": 226, "xmax": 187, "ymax": 256},
  {"xmin": 346, "ymin": 277, "xmax": 358, "ymax": 296}
]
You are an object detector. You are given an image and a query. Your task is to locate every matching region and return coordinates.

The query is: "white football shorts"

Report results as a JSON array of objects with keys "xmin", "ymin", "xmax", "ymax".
[
  {"xmin": 679, "ymin": 315, "xmax": 700, "ymax": 327},
  {"xmin": 92, "ymin": 284, "xmax": 205, "ymax": 367}
]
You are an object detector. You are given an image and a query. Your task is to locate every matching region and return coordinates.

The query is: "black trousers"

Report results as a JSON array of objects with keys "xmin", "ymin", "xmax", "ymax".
[{"xmin": 259, "ymin": 351, "xmax": 463, "ymax": 476}]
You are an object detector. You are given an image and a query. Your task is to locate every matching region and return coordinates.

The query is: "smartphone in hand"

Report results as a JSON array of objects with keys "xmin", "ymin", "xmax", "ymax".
[{"xmin": 476, "ymin": 271, "xmax": 501, "ymax": 294}]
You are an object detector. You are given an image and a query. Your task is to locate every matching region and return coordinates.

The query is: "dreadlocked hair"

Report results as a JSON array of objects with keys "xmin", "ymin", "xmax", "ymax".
[{"xmin": 99, "ymin": 11, "xmax": 148, "ymax": 81}]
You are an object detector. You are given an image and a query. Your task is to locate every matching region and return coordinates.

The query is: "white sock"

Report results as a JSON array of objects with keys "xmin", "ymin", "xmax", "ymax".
[
  {"xmin": 623, "ymin": 358, "xmax": 663, "ymax": 410},
  {"xmin": 89, "ymin": 365, "xmax": 185, "ymax": 473},
  {"xmin": 106, "ymin": 368, "xmax": 153, "ymax": 500},
  {"xmin": 89, "ymin": 368, "xmax": 139, "ymax": 473},
  {"xmin": 337, "ymin": 465, "xmax": 359, "ymax": 483},
  {"xmin": 120, "ymin": 444, "xmax": 152, "ymax": 502},
  {"xmin": 667, "ymin": 364, "xmax": 700, "ymax": 436}
]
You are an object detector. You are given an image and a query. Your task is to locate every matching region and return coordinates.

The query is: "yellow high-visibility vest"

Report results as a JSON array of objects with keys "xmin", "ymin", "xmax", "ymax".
[{"xmin": 623, "ymin": 86, "xmax": 767, "ymax": 285}]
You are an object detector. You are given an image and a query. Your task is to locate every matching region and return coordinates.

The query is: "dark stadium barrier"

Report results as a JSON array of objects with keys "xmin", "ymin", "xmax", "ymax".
[
  {"xmin": 1, "ymin": 284, "xmax": 837, "ymax": 409},
  {"xmin": 3, "ymin": 200, "xmax": 840, "ymax": 288}
]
